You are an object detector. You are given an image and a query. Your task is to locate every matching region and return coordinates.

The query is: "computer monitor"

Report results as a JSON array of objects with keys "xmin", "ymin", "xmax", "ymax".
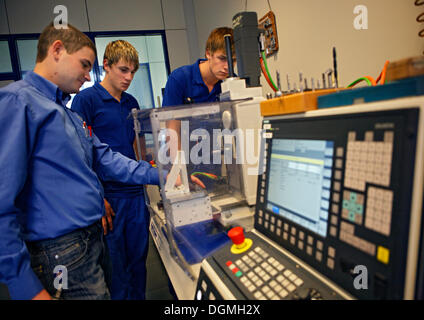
[{"xmin": 266, "ymin": 139, "xmax": 334, "ymax": 238}]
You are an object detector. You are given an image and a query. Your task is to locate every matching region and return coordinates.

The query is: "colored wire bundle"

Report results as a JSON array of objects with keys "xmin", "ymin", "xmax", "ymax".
[
  {"xmin": 347, "ymin": 76, "xmax": 376, "ymax": 88},
  {"xmin": 347, "ymin": 60, "xmax": 389, "ymax": 88},
  {"xmin": 260, "ymin": 51, "xmax": 278, "ymax": 92},
  {"xmin": 191, "ymin": 172, "xmax": 220, "ymax": 180},
  {"xmin": 375, "ymin": 60, "xmax": 390, "ymax": 85}
]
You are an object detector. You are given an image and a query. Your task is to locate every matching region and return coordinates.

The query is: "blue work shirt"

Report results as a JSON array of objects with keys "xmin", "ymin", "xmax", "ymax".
[
  {"xmin": 0, "ymin": 71, "xmax": 159, "ymax": 300},
  {"xmin": 162, "ymin": 59, "xmax": 222, "ymax": 107},
  {"xmin": 71, "ymin": 82, "xmax": 141, "ymax": 197}
]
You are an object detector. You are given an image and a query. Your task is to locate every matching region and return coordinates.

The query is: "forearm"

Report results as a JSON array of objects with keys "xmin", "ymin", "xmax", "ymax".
[
  {"xmin": 133, "ymin": 135, "xmax": 147, "ymax": 161},
  {"xmin": 94, "ymin": 135, "xmax": 160, "ymax": 186}
]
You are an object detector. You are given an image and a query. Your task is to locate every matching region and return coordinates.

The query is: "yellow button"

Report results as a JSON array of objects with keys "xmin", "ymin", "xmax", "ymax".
[{"xmin": 377, "ymin": 246, "xmax": 390, "ymax": 264}]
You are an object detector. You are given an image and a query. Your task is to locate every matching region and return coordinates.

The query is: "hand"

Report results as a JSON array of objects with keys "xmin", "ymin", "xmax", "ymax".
[
  {"xmin": 167, "ymin": 174, "xmax": 206, "ymax": 189},
  {"xmin": 102, "ymin": 199, "xmax": 115, "ymax": 235},
  {"xmin": 32, "ymin": 289, "xmax": 52, "ymax": 300}
]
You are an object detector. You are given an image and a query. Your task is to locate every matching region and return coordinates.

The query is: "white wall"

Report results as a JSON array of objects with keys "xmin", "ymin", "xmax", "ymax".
[
  {"xmin": 86, "ymin": 0, "xmax": 164, "ymax": 31},
  {"xmin": 5, "ymin": 0, "xmax": 90, "ymax": 33},
  {"xmin": 193, "ymin": 0, "xmax": 424, "ymax": 95},
  {"xmin": 3, "ymin": 0, "xmax": 422, "ymax": 93},
  {"xmin": 0, "ymin": 0, "xmax": 194, "ymax": 72}
]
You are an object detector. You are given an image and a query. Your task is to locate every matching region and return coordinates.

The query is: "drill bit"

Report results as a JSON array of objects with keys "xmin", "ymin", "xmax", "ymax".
[{"xmin": 333, "ymin": 47, "xmax": 339, "ymax": 88}]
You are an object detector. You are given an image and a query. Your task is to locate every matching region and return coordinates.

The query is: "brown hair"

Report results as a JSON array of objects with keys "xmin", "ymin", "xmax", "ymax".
[
  {"xmin": 36, "ymin": 22, "xmax": 96, "ymax": 62},
  {"xmin": 103, "ymin": 40, "xmax": 139, "ymax": 72},
  {"xmin": 205, "ymin": 27, "xmax": 235, "ymax": 58}
]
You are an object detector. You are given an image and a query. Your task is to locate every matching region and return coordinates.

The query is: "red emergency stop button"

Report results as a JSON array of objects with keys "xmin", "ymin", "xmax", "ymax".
[{"xmin": 228, "ymin": 226, "xmax": 245, "ymax": 245}]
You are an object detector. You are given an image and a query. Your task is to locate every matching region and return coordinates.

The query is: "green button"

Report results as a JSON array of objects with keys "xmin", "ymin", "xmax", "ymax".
[
  {"xmin": 235, "ymin": 271, "xmax": 242, "ymax": 277},
  {"xmin": 343, "ymin": 200, "xmax": 349, "ymax": 208}
]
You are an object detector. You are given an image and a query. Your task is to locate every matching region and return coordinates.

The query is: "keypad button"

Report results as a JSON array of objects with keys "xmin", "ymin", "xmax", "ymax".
[
  {"xmin": 248, "ymin": 285, "xmax": 256, "ymax": 292},
  {"xmin": 254, "ymin": 291, "xmax": 264, "ymax": 299},
  {"xmin": 279, "ymin": 289, "xmax": 288, "ymax": 298},
  {"xmin": 274, "ymin": 284, "xmax": 283, "ymax": 293},
  {"xmin": 294, "ymin": 278, "xmax": 304, "ymax": 287},
  {"xmin": 287, "ymin": 284, "xmax": 296, "ymax": 292},
  {"xmin": 262, "ymin": 286, "xmax": 270, "ymax": 294}
]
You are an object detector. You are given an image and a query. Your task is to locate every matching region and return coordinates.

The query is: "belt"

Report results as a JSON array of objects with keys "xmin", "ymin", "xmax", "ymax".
[{"xmin": 25, "ymin": 221, "xmax": 102, "ymax": 253}]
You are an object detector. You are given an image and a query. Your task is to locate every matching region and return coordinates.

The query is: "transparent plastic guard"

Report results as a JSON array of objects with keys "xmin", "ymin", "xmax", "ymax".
[{"xmin": 131, "ymin": 102, "xmax": 250, "ymax": 269}]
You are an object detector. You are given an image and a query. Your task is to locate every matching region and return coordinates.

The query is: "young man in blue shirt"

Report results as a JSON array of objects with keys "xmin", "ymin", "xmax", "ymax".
[
  {"xmin": 162, "ymin": 27, "xmax": 234, "ymax": 190},
  {"xmin": 0, "ymin": 23, "xmax": 161, "ymax": 300},
  {"xmin": 71, "ymin": 40, "xmax": 150, "ymax": 300},
  {"xmin": 162, "ymin": 27, "xmax": 234, "ymax": 107}
]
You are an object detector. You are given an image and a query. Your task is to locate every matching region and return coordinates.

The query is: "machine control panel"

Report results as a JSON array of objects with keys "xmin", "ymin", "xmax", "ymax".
[
  {"xmin": 197, "ymin": 231, "xmax": 346, "ymax": 300},
  {"xmin": 255, "ymin": 107, "xmax": 420, "ymax": 299}
]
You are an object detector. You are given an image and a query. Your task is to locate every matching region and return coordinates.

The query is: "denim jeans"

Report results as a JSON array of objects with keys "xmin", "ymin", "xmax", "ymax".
[{"xmin": 26, "ymin": 222, "xmax": 112, "ymax": 300}]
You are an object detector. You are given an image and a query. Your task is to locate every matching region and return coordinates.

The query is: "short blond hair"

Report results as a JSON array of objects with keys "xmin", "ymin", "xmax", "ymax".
[{"xmin": 103, "ymin": 40, "xmax": 139, "ymax": 72}]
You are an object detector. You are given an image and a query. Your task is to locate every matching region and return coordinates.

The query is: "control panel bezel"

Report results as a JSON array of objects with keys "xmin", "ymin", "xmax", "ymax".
[{"xmin": 255, "ymin": 108, "xmax": 419, "ymax": 299}]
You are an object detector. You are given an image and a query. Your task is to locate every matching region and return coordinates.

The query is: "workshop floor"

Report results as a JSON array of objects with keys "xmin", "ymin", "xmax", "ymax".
[
  {"xmin": 145, "ymin": 233, "xmax": 176, "ymax": 300},
  {"xmin": 0, "ymin": 233, "xmax": 175, "ymax": 300}
]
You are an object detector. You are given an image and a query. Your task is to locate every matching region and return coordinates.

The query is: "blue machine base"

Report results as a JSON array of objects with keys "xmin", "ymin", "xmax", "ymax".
[
  {"xmin": 318, "ymin": 75, "xmax": 424, "ymax": 109},
  {"xmin": 173, "ymin": 220, "xmax": 230, "ymax": 264}
]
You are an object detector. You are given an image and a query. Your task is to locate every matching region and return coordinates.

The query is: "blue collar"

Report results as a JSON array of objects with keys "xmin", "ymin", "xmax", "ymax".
[
  {"xmin": 24, "ymin": 71, "xmax": 71, "ymax": 107},
  {"xmin": 192, "ymin": 59, "xmax": 207, "ymax": 85},
  {"xmin": 93, "ymin": 82, "xmax": 129, "ymax": 103},
  {"xmin": 192, "ymin": 59, "xmax": 223, "ymax": 89}
]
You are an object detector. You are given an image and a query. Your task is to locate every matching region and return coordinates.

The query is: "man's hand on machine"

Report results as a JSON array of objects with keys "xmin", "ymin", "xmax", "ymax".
[{"xmin": 170, "ymin": 173, "xmax": 206, "ymax": 189}]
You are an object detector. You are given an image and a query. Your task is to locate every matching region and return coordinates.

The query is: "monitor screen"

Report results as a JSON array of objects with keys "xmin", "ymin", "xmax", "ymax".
[{"xmin": 266, "ymin": 139, "xmax": 334, "ymax": 237}]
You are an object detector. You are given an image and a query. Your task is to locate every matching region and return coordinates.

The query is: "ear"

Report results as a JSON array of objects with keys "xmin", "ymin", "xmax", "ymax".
[
  {"xmin": 49, "ymin": 40, "xmax": 66, "ymax": 62},
  {"xmin": 205, "ymin": 49, "xmax": 212, "ymax": 60},
  {"xmin": 103, "ymin": 59, "xmax": 110, "ymax": 72}
]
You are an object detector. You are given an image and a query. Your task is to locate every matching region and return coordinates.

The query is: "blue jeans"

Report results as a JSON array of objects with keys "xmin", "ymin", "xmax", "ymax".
[
  {"xmin": 26, "ymin": 222, "xmax": 112, "ymax": 300},
  {"xmin": 105, "ymin": 195, "xmax": 150, "ymax": 300}
]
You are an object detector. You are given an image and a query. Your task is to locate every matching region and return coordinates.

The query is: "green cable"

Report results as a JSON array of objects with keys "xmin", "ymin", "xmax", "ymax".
[
  {"xmin": 191, "ymin": 172, "xmax": 218, "ymax": 180},
  {"xmin": 261, "ymin": 51, "xmax": 279, "ymax": 91},
  {"xmin": 347, "ymin": 77, "xmax": 373, "ymax": 88}
]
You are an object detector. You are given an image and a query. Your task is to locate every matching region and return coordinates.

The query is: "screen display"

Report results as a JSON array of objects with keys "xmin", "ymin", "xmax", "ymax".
[{"xmin": 266, "ymin": 139, "xmax": 334, "ymax": 237}]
